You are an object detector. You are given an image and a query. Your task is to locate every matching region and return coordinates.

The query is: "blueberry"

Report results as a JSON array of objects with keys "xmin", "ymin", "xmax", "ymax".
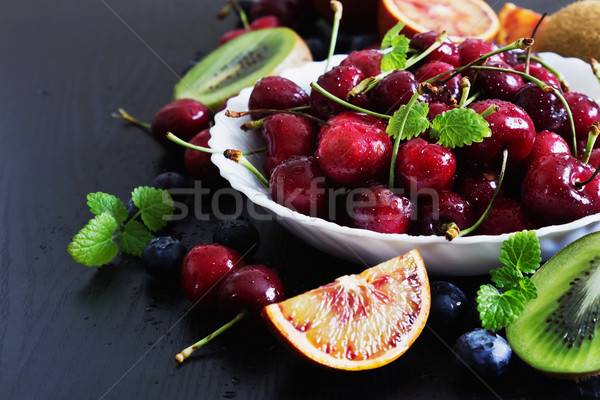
[
  {"xmin": 153, "ymin": 172, "xmax": 188, "ymax": 201},
  {"xmin": 428, "ymin": 281, "xmax": 467, "ymax": 331},
  {"xmin": 304, "ymin": 37, "xmax": 329, "ymax": 61},
  {"xmin": 125, "ymin": 199, "xmax": 139, "ymax": 220},
  {"xmin": 453, "ymin": 329, "xmax": 512, "ymax": 379},
  {"xmin": 213, "ymin": 217, "xmax": 260, "ymax": 258},
  {"xmin": 142, "ymin": 236, "xmax": 187, "ymax": 280}
]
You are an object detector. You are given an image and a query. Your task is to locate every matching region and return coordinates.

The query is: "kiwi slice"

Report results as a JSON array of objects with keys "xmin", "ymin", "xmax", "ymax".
[
  {"xmin": 174, "ymin": 27, "xmax": 312, "ymax": 110},
  {"xmin": 506, "ymin": 231, "xmax": 600, "ymax": 378}
]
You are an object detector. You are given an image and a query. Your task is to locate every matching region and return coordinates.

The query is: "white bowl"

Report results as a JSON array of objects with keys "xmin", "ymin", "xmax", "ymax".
[{"xmin": 209, "ymin": 53, "xmax": 600, "ymax": 275}]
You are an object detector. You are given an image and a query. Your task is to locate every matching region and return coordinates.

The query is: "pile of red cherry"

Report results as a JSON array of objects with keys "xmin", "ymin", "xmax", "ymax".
[{"xmin": 243, "ymin": 31, "xmax": 600, "ymax": 237}]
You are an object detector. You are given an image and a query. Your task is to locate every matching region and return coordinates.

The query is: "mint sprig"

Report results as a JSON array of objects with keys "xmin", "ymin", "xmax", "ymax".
[
  {"xmin": 477, "ymin": 230, "xmax": 541, "ymax": 331},
  {"xmin": 386, "ymin": 100, "xmax": 429, "ymax": 141},
  {"xmin": 430, "ymin": 108, "xmax": 491, "ymax": 148},
  {"xmin": 67, "ymin": 187, "xmax": 174, "ymax": 266}
]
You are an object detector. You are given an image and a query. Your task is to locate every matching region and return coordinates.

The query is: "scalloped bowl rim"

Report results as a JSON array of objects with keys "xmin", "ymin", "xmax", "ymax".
[{"xmin": 209, "ymin": 52, "xmax": 600, "ymax": 274}]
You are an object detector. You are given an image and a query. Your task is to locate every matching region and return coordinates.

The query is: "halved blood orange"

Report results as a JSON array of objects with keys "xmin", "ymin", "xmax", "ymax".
[
  {"xmin": 378, "ymin": 0, "xmax": 500, "ymax": 41},
  {"xmin": 262, "ymin": 250, "xmax": 430, "ymax": 370},
  {"xmin": 496, "ymin": 3, "xmax": 545, "ymax": 45}
]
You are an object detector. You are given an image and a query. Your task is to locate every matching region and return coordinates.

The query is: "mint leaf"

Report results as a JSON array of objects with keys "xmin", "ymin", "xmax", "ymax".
[
  {"xmin": 386, "ymin": 101, "xmax": 430, "ymax": 140},
  {"xmin": 499, "ymin": 230, "xmax": 541, "ymax": 274},
  {"xmin": 490, "ymin": 266, "xmax": 521, "ymax": 290},
  {"xmin": 87, "ymin": 192, "xmax": 128, "ymax": 223},
  {"xmin": 381, "ymin": 35, "xmax": 409, "ymax": 71},
  {"xmin": 477, "ymin": 285, "xmax": 525, "ymax": 331},
  {"xmin": 115, "ymin": 220, "xmax": 154, "ymax": 257},
  {"xmin": 131, "ymin": 186, "xmax": 174, "ymax": 232},
  {"xmin": 430, "ymin": 108, "xmax": 491, "ymax": 148},
  {"xmin": 381, "ymin": 22, "xmax": 405, "ymax": 49},
  {"xmin": 67, "ymin": 213, "xmax": 119, "ymax": 266},
  {"xmin": 518, "ymin": 277, "xmax": 538, "ymax": 301}
]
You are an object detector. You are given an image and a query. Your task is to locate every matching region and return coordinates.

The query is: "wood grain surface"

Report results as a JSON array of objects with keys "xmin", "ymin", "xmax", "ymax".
[{"xmin": 2, "ymin": 0, "xmax": 598, "ymax": 399}]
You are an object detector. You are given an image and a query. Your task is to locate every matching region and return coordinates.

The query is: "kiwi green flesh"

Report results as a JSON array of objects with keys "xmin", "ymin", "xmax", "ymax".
[
  {"xmin": 506, "ymin": 231, "xmax": 600, "ymax": 377},
  {"xmin": 174, "ymin": 27, "xmax": 299, "ymax": 111}
]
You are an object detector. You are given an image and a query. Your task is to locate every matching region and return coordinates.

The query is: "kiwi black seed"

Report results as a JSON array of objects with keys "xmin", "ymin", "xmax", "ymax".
[
  {"xmin": 174, "ymin": 27, "xmax": 312, "ymax": 111},
  {"xmin": 506, "ymin": 231, "xmax": 600, "ymax": 379}
]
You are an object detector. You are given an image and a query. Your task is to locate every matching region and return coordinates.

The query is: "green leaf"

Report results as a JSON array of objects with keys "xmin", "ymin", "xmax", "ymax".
[
  {"xmin": 87, "ymin": 192, "xmax": 128, "ymax": 223},
  {"xmin": 381, "ymin": 35, "xmax": 409, "ymax": 71},
  {"xmin": 386, "ymin": 101, "xmax": 430, "ymax": 140},
  {"xmin": 131, "ymin": 186, "xmax": 174, "ymax": 232},
  {"xmin": 115, "ymin": 220, "xmax": 154, "ymax": 257},
  {"xmin": 490, "ymin": 266, "xmax": 521, "ymax": 290},
  {"xmin": 430, "ymin": 108, "xmax": 491, "ymax": 148},
  {"xmin": 67, "ymin": 213, "xmax": 119, "ymax": 266},
  {"xmin": 381, "ymin": 22, "xmax": 405, "ymax": 49},
  {"xmin": 518, "ymin": 277, "xmax": 538, "ymax": 301},
  {"xmin": 477, "ymin": 284, "xmax": 526, "ymax": 331},
  {"xmin": 499, "ymin": 230, "xmax": 541, "ymax": 274}
]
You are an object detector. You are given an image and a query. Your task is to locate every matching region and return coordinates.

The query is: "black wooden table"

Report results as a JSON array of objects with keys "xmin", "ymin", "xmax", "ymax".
[{"xmin": 3, "ymin": 0, "xmax": 598, "ymax": 399}]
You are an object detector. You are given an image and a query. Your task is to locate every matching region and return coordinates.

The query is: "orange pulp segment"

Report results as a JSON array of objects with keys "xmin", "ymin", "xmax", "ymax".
[{"xmin": 496, "ymin": 2, "xmax": 545, "ymax": 45}]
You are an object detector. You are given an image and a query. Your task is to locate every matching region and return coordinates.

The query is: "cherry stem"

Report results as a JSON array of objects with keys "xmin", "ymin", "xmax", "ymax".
[
  {"xmin": 226, "ymin": 108, "xmax": 328, "ymax": 127},
  {"xmin": 463, "ymin": 91, "xmax": 480, "ymax": 107},
  {"xmin": 582, "ymin": 122, "xmax": 600, "ymax": 164},
  {"xmin": 388, "ymin": 90, "xmax": 422, "ymax": 189},
  {"xmin": 480, "ymin": 104, "xmax": 499, "ymax": 118},
  {"xmin": 427, "ymin": 37, "xmax": 534, "ymax": 86},
  {"xmin": 457, "ymin": 77, "xmax": 471, "ymax": 108},
  {"xmin": 112, "ymin": 108, "xmax": 152, "ymax": 130},
  {"xmin": 403, "ymin": 32, "xmax": 444, "ymax": 70},
  {"xmin": 591, "ymin": 59, "xmax": 600, "ymax": 95},
  {"xmin": 310, "ymin": 81, "xmax": 391, "ymax": 119},
  {"xmin": 325, "ymin": 1, "xmax": 343, "ymax": 73},
  {"xmin": 453, "ymin": 147, "xmax": 508, "ymax": 239},
  {"xmin": 468, "ymin": 65, "xmax": 577, "ymax": 157},
  {"xmin": 524, "ymin": 13, "xmax": 547, "ymax": 75},
  {"xmin": 224, "ymin": 149, "xmax": 270, "ymax": 188},
  {"xmin": 175, "ymin": 310, "xmax": 248, "ymax": 364}
]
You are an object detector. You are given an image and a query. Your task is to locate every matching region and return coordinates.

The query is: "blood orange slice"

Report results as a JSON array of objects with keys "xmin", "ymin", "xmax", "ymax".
[
  {"xmin": 378, "ymin": 0, "xmax": 500, "ymax": 40},
  {"xmin": 262, "ymin": 250, "xmax": 430, "ymax": 370},
  {"xmin": 496, "ymin": 3, "xmax": 545, "ymax": 45}
]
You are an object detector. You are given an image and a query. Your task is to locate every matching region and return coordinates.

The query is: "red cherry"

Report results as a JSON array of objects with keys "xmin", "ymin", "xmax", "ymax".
[
  {"xmin": 181, "ymin": 244, "xmax": 245, "ymax": 307},
  {"xmin": 395, "ymin": 138, "xmax": 456, "ymax": 195},
  {"xmin": 318, "ymin": 111, "xmax": 388, "ymax": 141},
  {"xmin": 339, "ymin": 49, "xmax": 383, "ymax": 78},
  {"xmin": 248, "ymin": 76, "xmax": 309, "ymax": 120},
  {"xmin": 513, "ymin": 63, "xmax": 562, "ymax": 91},
  {"xmin": 560, "ymin": 92, "xmax": 600, "ymax": 141},
  {"xmin": 315, "ymin": 120, "xmax": 392, "ymax": 187},
  {"xmin": 310, "ymin": 65, "xmax": 365, "ymax": 119},
  {"xmin": 269, "ymin": 156, "xmax": 329, "ymax": 218},
  {"xmin": 249, "ymin": 15, "xmax": 282, "ymax": 30},
  {"xmin": 350, "ymin": 185, "xmax": 413, "ymax": 234},
  {"xmin": 476, "ymin": 61, "xmax": 524, "ymax": 101},
  {"xmin": 475, "ymin": 198, "xmax": 535, "ymax": 235},
  {"xmin": 184, "ymin": 129, "xmax": 221, "ymax": 181},
  {"xmin": 412, "ymin": 191, "xmax": 474, "ymax": 236},
  {"xmin": 522, "ymin": 130, "xmax": 571, "ymax": 172},
  {"xmin": 410, "ymin": 31, "xmax": 461, "ymax": 67},
  {"xmin": 522, "ymin": 153, "xmax": 600, "ymax": 225},
  {"xmin": 261, "ymin": 113, "xmax": 318, "ymax": 176},
  {"xmin": 218, "ymin": 29, "xmax": 248, "ymax": 46},
  {"xmin": 458, "ymin": 38, "xmax": 505, "ymax": 66},
  {"xmin": 151, "ymin": 99, "xmax": 211, "ymax": 149},
  {"xmin": 453, "ymin": 167, "xmax": 504, "ymax": 213},
  {"xmin": 414, "ymin": 60, "xmax": 462, "ymax": 104},
  {"xmin": 370, "ymin": 70, "xmax": 418, "ymax": 114}
]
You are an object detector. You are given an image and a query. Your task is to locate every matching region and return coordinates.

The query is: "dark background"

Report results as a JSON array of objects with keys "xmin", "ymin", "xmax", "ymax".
[{"xmin": 2, "ymin": 0, "xmax": 597, "ymax": 399}]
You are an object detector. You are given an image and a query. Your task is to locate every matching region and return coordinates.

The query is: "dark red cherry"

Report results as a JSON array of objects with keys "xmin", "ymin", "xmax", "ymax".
[
  {"xmin": 216, "ymin": 264, "xmax": 285, "ymax": 317},
  {"xmin": 412, "ymin": 191, "xmax": 474, "ymax": 236},
  {"xmin": 249, "ymin": 15, "xmax": 282, "ymax": 29},
  {"xmin": 184, "ymin": 129, "xmax": 221, "ymax": 181},
  {"xmin": 151, "ymin": 99, "xmax": 211, "ymax": 149},
  {"xmin": 310, "ymin": 65, "xmax": 365, "ymax": 119},
  {"xmin": 476, "ymin": 61, "xmax": 524, "ymax": 101},
  {"xmin": 350, "ymin": 185, "xmax": 413, "ymax": 234},
  {"xmin": 340, "ymin": 49, "xmax": 383, "ymax": 77},
  {"xmin": 453, "ymin": 167, "xmax": 504, "ymax": 213},
  {"xmin": 250, "ymin": 0, "xmax": 308, "ymax": 30},
  {"xmin": 370, "ymin": 70, "xmax": 419, "ymax": 114},
  {"xmin": 218, "ymin": 29, "xmax": 248, "ymax": 46},
  {"xmin": 560, "ymin": 92, "xmax": 600, "ymax": 141},
  {"xmin": 248, "ymin": 76, "xmax": 309, "ymax": 120},
  {"xmin": 458, "ymin": 39, "xmax": 505, "ymax": 66},
  {"xmin": 181, "ymin": 244, "xmax": 245, "ymax": 307},
  {"xmin": 395, "ymin": 138, "xmax": 456, "ymax": 195},
  {"xmin": 315, "ymin": 120, "xmax": 392, "ymax": 187},
  {"xmin": 318, "ymin": 111, "xmax": 388, "ymax": 141},
  {"xmin": 463, "ymin": 99, "xmax": 536, "ymax": 165},
  {"xmin": 269, "ymin": 156, "xmax": 329, "ymax": 218},
  {"xmin": 410, "ymin": 31, "xmax": 461, "ymax": 67},
  {"xmin": 261, "ymin": 113, "xmax": 318, "ymax": 176},
  {"xmin": 414, "ymin": 61, "xmax": 462, "ymax": 104},
  {"xmin": 522, "ymin": 130, "xmax": 571, "ymax": 172},
  {"xmin": 522, "ymin": 153, "xmax": 600, "ymax": 224},
  {"xmin": 513, "ymin": 63, "xmax": 562, "ymax": 91},
  {"xmin": 475, "ymin": 198, "xmax": 535, "ymax": 235},
  {"xmin": 512, "ymin": 82, "xmax": 567, "ymax": 133}
]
